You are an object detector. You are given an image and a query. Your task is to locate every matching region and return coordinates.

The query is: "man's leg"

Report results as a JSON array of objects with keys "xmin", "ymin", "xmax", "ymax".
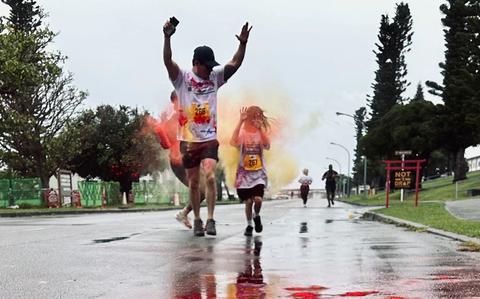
[
  {"xmin": 202, "ymin": 158, "xmax": 217, "ymax": 220},
  {"xmin": 202, "ymin": 158, "xmax": 217, "ymax": 235},
  {"xmin": 331, "ymin": 186, "xmax": 335, "ymax": 205},
  {"xmin": 178, "ymin": 170, "xmax": 206, "ymax": 219},
  {"xmin": 186, "ymin": 167, "xmax": 201, "ymax": 219},
  {"xmin": 186, "ymin": 166, "xmax": 204, "ymax": 236}
]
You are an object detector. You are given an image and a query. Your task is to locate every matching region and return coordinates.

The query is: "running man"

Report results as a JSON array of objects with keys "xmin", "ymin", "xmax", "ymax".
[
  {"xmin": 322, "ymin": 164, "xmax": 339, "ymax": 207},
  {"xmin": 163, "ymin": 19, "xmax": 252, "ymax": 236}
]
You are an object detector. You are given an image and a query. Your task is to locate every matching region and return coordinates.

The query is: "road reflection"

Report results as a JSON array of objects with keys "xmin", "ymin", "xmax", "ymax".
[
  {"xmin": 230, "ymin": 236, "xmax": 265, "ymax": 298},
  {"xmin": 172, "ymin": 244, "xmax": 217, "ymax": 299}
]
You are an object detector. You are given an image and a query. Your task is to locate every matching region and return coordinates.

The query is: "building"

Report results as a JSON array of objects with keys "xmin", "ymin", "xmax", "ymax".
[{"xmin": 466, "ymin": 145, "xmax": 480, "ymax": 172}]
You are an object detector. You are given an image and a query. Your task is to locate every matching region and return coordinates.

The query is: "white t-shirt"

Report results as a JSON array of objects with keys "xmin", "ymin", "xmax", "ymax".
[
  {"xmin": 171, "ymin": 67, "xmax": 226, "ymax": 142},
  {"xmin": 298, "ymin": 175, "xmax": 313, "ymax": 185}
]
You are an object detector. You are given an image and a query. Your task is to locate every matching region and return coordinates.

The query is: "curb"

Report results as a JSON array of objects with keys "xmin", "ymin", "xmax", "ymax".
[
  {"xmin": 362, "ymin": 211, "xmax": 480, "ymax": 244},
  {"xmin": 0, "ymin": 207, "xmax": 180, "ymax": 218},
  {"xmin": 0, "ymin": 200, "xmax": 245, "ymax": 218}
]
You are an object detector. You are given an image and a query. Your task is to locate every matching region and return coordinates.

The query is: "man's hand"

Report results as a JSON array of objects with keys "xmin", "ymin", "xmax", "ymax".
[
  {"xmin": 163, "ymin": 20, "xmax": 176, "ymax": 37},
  {"xmin": 236, "ymin": 22, "xmax": 252, "ymax": 44}
]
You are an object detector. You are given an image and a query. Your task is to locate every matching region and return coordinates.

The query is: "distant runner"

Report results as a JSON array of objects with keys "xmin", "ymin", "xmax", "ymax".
[
  {"xmin": 298, "ymin": 168, "xmax": 313, "ymax": 207},
  {"xmin": 322, "ymin": 164, "xmax": 338, "ymax": 207}
]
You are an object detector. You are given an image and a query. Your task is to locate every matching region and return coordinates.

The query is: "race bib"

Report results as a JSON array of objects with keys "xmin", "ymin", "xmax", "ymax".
[
  {"xmin": 191, "ymin": 103, "xmax": 211, "ymax": 124},
  {"xmin": 243, "ymin": 154, "xmax": 262, "ymax": 171}
]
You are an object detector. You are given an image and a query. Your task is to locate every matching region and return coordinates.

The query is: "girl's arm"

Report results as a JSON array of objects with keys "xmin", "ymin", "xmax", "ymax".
[{"xmin": 230, "ymin": 107, "xmax": 247, "ymax": 147}]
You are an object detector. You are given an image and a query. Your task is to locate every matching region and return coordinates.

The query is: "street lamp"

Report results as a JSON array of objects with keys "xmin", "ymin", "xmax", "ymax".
[
  {"xmin": 326, "ymin": 157, "xmax": 343, "ymax": 196},
  {"xmin": 330, "ymin": 142, "xmax": 351, "ymax": 197},
  {"xmin": 336, "ymin": 111, "xmax": 367, "ymax": 197},
  {"xmin": 362, "ymin": 155, "xmax": 367, "ymax": 199},
  {"xmin": 335, "ymin": 111, "xmax": 355, "ymax": 118}
]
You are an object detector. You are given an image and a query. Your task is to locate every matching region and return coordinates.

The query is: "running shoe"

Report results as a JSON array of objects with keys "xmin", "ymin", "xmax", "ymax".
[
  {"xmin": 175, "ymin": 211, "xmax": 192, "ymax": 229},
  {"xmin": 205, "ymin": 219, "xmax": 216, "ymax": 236},
  {"xmin": 244, "ymin": 225, "xmax": 253, "ymax": 236},
  {"xmin": 253, "ymin": 215, "xmax": 263, "ymax": 233},
  {"xmin": 193, "ymin": 219, "xmax": 205, "ymax": 237}
]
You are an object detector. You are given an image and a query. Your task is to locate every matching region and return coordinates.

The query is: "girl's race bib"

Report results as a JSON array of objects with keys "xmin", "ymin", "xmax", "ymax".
[{"xmin": 243, "ymin": 154, "xmax": 262, "ymax": 171}]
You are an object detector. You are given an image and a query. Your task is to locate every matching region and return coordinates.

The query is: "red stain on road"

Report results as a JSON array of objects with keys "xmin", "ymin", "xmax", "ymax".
[
  {"xmin": 432, "ymin": 275, "xmax": 456, "ymax": 280},
  {"xmin": 286, "ymin": 285, "xmax": 327, "ymax": 299},
  {"xmin": 291, "ymin": 292, "xmax": 319, "ymax": 299}
]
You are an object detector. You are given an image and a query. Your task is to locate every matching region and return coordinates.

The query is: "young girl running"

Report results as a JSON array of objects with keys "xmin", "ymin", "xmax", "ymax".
[{"xmin": 230, "ymin": 106, "xmax": 270, "ymax": 236}]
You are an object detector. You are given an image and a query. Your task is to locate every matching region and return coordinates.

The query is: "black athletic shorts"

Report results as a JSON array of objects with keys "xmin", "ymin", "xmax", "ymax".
[
  {"xmin": 179, "ymin": 139, "xmax": 219, "ymax": 169},
  {"xmin": 237, "ymin": 184, "xmax": 265, "ymax": 203},
  {"xmin": 326, "ymin": 183, "xmax": 336, "ymax": 193}
]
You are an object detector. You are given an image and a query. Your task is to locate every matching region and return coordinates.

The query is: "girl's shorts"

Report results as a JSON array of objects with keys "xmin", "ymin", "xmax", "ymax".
[{"xmin": 237, "ymin": 184, "xmax": 265, "ymax": 202}]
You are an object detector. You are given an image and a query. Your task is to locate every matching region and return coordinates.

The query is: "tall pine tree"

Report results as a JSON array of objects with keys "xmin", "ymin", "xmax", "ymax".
[
  {"xmin": 367, "ymin": 2, "xmax": 413, "ymax": 129},
  {"xmin": 411, "ymin": 82, "xmax": 425, "ymax": 102},
  {"xmin": 2, "ymin": 0, "xmax": 42, "ymax": 33},
  {"xmin": 352, "ymin": 107, "xmax": 367, "ymax": 189},
  {"xmin": 426, "ymin": 0, "xmax": 480, "ymax": 182}
]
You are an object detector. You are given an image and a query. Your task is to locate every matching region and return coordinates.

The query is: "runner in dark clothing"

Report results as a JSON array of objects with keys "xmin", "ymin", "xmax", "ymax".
[{"xmin": 322, "ymin": 164, "xmax": 338, "ymax": 207}]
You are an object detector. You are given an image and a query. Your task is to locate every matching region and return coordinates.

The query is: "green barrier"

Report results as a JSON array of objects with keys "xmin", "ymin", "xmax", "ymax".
[
  {"xmin": 0, "ymin": 180, "xmax": 9, "ymax": 208},
  {"xmin": 0, "ymin": 178, "xmax": 42, "ymax": 207},
  {"xmin": 78, "ymin": 181, "xmax": 120, "ymax": 207},
  {"xmin": 78, "ymin": 181, "xmax": 101, "ymax": 207},
  {"xmin": 132, "ymin": 180, "xmax": 189, "ymax": 205},
  {"xmin": 104, "ymin": 182, "xmax": 121, "ymax": 205}
]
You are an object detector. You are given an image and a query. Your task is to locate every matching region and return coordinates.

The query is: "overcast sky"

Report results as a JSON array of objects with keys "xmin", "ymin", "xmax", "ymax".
[{"xmin": 2, "ymin": 1, "xmax": 466, "ymax": 188}]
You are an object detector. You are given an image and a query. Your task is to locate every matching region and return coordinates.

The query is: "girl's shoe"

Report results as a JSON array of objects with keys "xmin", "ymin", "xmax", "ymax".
[
  {"xmin": 244, "ymin": 225, "xmax": 253, "ymax": 236},
  {"xmin": 253, "ymin": 215, "xmax": 263, "ymax": 233}
]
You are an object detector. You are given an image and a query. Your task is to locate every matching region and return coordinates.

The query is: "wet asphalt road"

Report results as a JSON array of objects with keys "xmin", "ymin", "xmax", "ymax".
[{"xmin": 1, "ymin": 197, "xmax": 480, "ymax": 299}]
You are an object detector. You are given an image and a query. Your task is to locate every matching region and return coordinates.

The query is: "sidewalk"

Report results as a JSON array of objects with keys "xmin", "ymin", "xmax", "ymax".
[
  {"xmin": 445, "ymin": 198, "xmax": 480, "ymax": 221},
  {"xmin": 362, "ymin": 198, "xmax": 480, "ymax": 244}
]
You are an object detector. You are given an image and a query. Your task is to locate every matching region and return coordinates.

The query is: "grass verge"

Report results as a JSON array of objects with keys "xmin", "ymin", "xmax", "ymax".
[
  {"xmin": 376, "ymin": 202, "xmax": 480, "ymax": 239},
  {"xmin": 342, "ymin": 170, "xmax": 480, "ymax": 238}
]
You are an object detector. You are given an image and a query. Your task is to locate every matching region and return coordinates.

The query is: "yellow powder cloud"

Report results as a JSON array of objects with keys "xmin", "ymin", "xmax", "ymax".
[{"xmin": 217, "ymin": 86, "xmax": 299, "ymax": 195}]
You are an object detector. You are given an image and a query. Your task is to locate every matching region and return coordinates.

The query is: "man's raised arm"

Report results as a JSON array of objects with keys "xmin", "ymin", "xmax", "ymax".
[
  {"xmin": 224, "ymin": 22, "xmax": 252, "ymax": 81},
  {"xmin": 163, "ymin": 20, "xmax": 180, "ymax": 81}
]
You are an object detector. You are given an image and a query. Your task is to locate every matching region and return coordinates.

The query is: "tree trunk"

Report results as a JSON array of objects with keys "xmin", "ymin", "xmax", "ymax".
[
  {"xmin": 36, "ymin": 152, "xmax": 50, "ymax": 189},
  {"xmin": 453, "ymin": 148, "xmax": 468, "ymax": 182}
]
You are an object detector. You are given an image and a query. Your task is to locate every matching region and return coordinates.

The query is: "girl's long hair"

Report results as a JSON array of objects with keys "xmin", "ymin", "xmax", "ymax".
[{"xmin": 246, "ymin": 106, "xmax": 271, "ymax": 131}]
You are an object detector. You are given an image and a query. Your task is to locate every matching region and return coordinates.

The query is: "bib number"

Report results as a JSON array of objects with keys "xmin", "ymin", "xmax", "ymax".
[{"xmin": 244, "ymin": 154, "xmax": 262, "ymax": 171}]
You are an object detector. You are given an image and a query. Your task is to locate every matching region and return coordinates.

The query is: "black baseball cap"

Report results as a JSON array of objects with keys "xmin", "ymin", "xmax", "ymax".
[{"xmin": 193, "ymin": 46, "xmax": 220, "ymax": 68}]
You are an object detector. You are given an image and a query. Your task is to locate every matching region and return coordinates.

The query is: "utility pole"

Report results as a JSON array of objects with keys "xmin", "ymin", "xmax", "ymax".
[{"xmin": 363, "ymin": 156, "xmax": 367, "ymax": 199}]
